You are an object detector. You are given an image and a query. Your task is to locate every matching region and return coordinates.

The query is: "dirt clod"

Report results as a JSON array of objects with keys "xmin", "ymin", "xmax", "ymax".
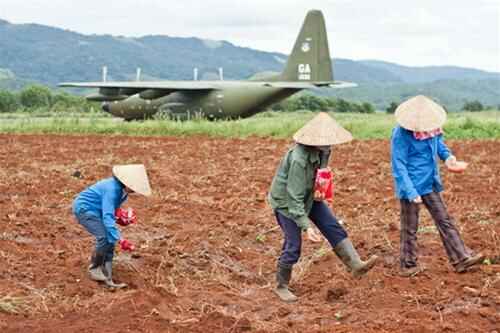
[{"xmin": 326, "ymin": 287, "xmax": 348, "ymax": 302}]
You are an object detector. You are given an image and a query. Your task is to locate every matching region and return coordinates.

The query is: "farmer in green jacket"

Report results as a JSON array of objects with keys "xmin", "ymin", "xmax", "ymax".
[{"xmin": 268, "ymin": 112, "xmax": 378, "ymax": 302}]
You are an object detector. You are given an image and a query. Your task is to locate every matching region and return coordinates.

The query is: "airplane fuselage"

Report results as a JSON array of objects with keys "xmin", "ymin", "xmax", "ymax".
[{"xmin": 104, "ymin": 83, "xmax": 299, "ymax": 120}]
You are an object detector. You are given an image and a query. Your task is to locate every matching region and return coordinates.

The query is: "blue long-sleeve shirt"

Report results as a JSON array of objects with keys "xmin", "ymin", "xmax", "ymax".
[
  {"xmin": 72, "ymin": 177, "xmax": 128, "ymax": 244},
  {"xmin": 390, "ymin": 126, "xmax": 451, "ymax": 200}
]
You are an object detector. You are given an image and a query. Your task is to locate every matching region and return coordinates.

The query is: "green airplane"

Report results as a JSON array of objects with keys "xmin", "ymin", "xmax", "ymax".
[{"xmin": 59, "ymin": 10, "xmax": 355, "ymax": 120}]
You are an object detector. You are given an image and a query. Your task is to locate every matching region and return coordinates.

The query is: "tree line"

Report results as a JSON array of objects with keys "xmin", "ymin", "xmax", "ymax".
[
  {"xmin": 0, "ymin": 84, "xmax": 495, "ymax": 114},
  {"xmin": 0, "ymin": 85, "xmax": 97, "ymax": 113},
  {"xmin": 385, "ymin": 100, "xmax": 496, "ymax": 113},
  {"xmin": 271, "ymin": 95, "xmax": 376, "ymax": 113},
  {"xmin": 0, "ymin": 86, "xmax": 378, "ymax": 114}
]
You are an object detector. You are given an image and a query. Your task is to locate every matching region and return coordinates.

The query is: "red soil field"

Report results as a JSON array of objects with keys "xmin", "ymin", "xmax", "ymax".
[{"xmin": 0, "ymin": 134, "xmax": 499, "ymax": 333}]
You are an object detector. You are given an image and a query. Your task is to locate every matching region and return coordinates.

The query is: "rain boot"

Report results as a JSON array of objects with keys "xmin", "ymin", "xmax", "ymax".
[
  {"xmin": 454, "ymin": 252, "xmax": 485, "ymax": 273},
  {"xmin": 273, "ymin": 263, "xmax": 298, "ymax": 303},
  {"xmin": 103, "ymin": 261, "xmax": 127, "ymax": 289},
  {"xmin": 88, "ymin": 250, "xmax": 107, "ymax": 282},
  {"xmin": 333, "ymin": 238, "xmax": 378, "ymax": 278}
]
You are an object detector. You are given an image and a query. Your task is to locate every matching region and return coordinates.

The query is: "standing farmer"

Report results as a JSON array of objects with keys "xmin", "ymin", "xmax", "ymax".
[
  {"xmin": 391, "ymin": 95, "xmax": 484, "ymax": 276},
  {"xmin": 268, "ymin": 112, "xmax": 378, "ymax": 302},
  {"xmin": 73, "ymin": 164, "xmax": 152, "ymax": 288}
]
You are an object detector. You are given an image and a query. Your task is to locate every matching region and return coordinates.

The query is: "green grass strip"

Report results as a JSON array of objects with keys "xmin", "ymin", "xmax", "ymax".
[{"xmin": 1, "ymin": 110, "xmax": 499, "ymax": 139}]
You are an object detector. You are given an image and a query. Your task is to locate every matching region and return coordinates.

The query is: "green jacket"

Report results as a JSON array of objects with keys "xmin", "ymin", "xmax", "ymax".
[{"xmin": 268, "ymin": 144, "xmax": 329, "ymax": 230}]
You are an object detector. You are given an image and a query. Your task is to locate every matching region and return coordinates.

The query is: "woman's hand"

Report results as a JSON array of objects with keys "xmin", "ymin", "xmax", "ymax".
[
  {"xmin": 313, "ymin": 190, "xmax": 326, "ymax": 201},
  {"xmin": 445, "ymin": 156, "xmax": 468, "ymax": 173},
  {"xmin": 306, "ymin": 227, "xmax": 322, "ymax": 242},
  {"xmin": 445, "ymin": 155, "xmax": 457, "ymax": 168}
]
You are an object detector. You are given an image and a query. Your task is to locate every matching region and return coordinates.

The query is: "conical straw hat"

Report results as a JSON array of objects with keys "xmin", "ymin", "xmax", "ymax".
[
  {"xmin": 112, "ymin": 164, "xmax": 152, "ymax": 196},
  {"xmin": 293, "ymin": 112, "xmax": 353, "ymax": 146},
  {"xmin": 395, "ymin": 95, "xmax": 447, "ymax": 131}
]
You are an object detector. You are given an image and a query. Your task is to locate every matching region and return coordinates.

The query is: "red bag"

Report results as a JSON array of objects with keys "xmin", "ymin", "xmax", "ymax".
[
  {"xmin": 115, "ymin": 207, "xmax": 137, "ymax": 226},
  {"xmin": 314, "ymin": 168, "xmax": 334, "ymax": 201},
  {"xmin": 119, "ymin": 239, "xmax": 135, "ymax": 251}
]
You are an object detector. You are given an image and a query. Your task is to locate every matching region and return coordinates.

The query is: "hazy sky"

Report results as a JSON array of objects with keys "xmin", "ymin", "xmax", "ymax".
[{"xmin": 1, "ymin": 0, "xmax": 499, "ymax": 72}]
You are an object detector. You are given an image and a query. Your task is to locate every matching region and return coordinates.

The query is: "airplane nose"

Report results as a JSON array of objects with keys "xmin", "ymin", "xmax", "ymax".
[{"xmin": 102, "ymin": 102, "xmax": 110, "ymax": 113}]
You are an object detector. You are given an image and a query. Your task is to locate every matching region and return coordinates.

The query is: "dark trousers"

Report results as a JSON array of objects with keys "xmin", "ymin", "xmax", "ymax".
[
  {"xmin": 400, "ymin": 191, "xmax": 472, "ymax": 268},
  {"xmin": 76, "ymin": 211, "xmax": 115, "ymax": 262},
  {"xmin": 275, "ymin": 201, "xmax": 348, "ymax": 267}
]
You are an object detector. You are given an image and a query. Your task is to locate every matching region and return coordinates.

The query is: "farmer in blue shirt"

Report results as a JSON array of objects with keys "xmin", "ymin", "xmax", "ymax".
[
  {"xmin": 391, "ymin": 95, "xmax": 484, "ymax": 277},
  {"xmin": 73, "ymin": 164, "xmax": 152, "ymax": 288}
]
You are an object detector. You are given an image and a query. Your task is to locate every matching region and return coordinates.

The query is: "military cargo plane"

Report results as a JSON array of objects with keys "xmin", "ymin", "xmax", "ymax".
[{"xmin": 59, "ymin": 10, "xmax": 355, "ymax": 120}]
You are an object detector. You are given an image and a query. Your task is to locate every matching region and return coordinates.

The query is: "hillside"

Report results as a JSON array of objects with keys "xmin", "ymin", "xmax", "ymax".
[
  {"xmin": 358, "ymin": 60, "xmax": 499, "ymax": 83},
  {"xmin": 0, "ymin": 18, "xmax": 499, "ymax": 110},
  {"xmin": 321, "ymin": 79, "xmax": 500, "ymax": 110}
]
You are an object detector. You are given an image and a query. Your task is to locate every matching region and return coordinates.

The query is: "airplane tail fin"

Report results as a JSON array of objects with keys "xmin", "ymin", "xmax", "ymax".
[{"xmin": 278, "ymin": 10, "xmax": 333, "ymax": 83}]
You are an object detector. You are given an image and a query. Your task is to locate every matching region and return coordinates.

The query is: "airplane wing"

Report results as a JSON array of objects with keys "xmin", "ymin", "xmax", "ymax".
[
  {"xmin": 60, "ymin": 80, "xmax": 357, "ymax": 90},
  {"xmin": 59, "ymin": 81, "xmax": 217, "ymax": 101},
  {"xmin": 261, "ymin": 81, "xmax": 357, "ymax": 89},
  {"xmin": 59, "ymin": 81, "xmax": 216, "ymax": 90}
]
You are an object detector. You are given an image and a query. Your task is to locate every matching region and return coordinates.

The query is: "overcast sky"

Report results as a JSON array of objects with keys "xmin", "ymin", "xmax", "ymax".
[{"xmin": 1, "ymin": 0, "xmax": 499, "ymax": 72}]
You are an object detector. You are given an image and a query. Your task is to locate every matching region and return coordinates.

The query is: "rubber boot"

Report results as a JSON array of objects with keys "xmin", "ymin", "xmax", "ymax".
[
  {"xmin": 273, "ymin": 263, "xmax": 298, "ymax": 303},
  {"xmin": 333, "ymin": 238, "xmax": 378, "ymax": 278},
  {"xmin": 454, "ymin": 252, "xmax": 485, "ymax": 273},
  {"xmin": 88, "ymin": 250, "xmax": 107, "ymax": 282},
  {"xmin": 103, "ymin": 261, "xmax": 127, "ymax": 289}
]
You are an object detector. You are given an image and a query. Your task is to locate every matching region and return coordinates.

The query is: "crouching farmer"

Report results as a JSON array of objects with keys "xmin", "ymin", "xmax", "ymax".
[
  {"xmin": 268, "ymin": 112, "xmax": 378, "ymax": 303},
  {"xmin": 391, "ymin": 95, "xmax": 484, "ymax": 276},
  {"xmin": 72, "ymin": 164, "xmax": 152, "ymax": 288}
]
